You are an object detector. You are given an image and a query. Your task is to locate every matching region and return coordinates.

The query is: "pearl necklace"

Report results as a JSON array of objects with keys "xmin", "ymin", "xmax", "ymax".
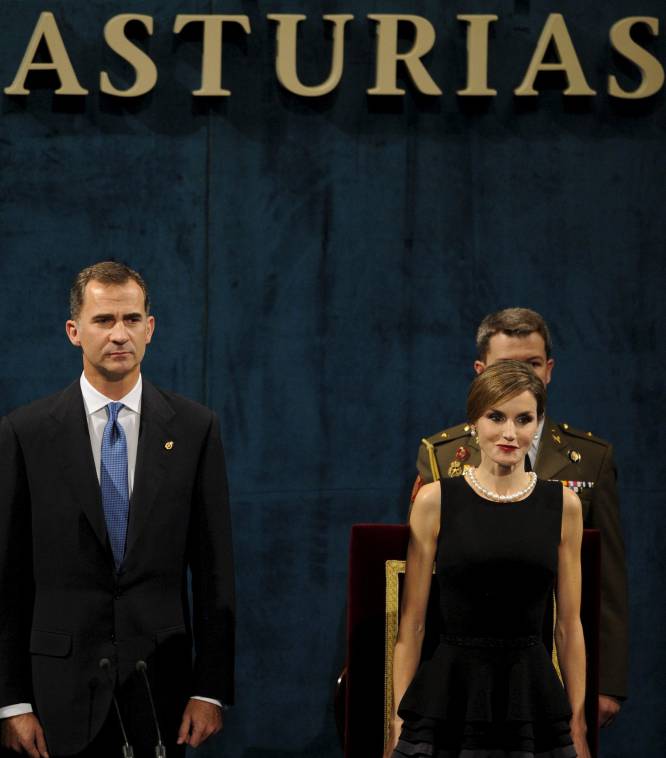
[{"xmin": 466, "ymin": 468, "xmax": 537, "ymax": 502}]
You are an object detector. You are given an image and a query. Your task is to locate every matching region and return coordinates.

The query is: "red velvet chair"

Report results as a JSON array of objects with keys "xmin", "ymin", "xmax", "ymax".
[{"xmin": 341, "ymin": 525, "xmax": 600, "ymax": 758}]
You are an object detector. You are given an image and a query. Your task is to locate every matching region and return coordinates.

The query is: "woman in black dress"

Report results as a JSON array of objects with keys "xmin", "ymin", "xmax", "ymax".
[{"xmin": 386, "ymin": 361, "xmax": 591, "ymax": 758}]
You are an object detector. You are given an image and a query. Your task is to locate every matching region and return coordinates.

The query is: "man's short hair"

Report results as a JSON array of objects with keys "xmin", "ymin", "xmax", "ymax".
[
  {"xmin": 70, "ymin": 261, "xmax": 150, "ymax": 320},
  {"xmin": 476, "ymin": 307, "xmax": 552, "ymax": 360}
]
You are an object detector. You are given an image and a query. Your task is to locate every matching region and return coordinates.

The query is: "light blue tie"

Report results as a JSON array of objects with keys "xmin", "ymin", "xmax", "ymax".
[{"xmin": 101, "ymin": 402, "xmax": 129, "ymax": 569}]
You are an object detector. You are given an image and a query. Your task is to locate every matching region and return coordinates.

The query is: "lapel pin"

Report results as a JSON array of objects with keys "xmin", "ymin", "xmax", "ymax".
[
  {"xmin": 164, "ymin": 441, "xmax": 174, "ymax": 450},
  {"xmin": 552, "ymin": 433, "xmax": 561, "ymax": 445}
]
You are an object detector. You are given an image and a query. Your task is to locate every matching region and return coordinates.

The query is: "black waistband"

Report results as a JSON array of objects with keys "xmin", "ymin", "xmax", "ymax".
[{"xmin": 440, "ymin": 633, "xmax": 541, "ymax": 649}]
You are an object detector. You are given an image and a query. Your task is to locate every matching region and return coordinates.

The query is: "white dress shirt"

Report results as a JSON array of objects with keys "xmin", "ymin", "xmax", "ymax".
[
  {"xmin": 529, "ymin": 416, "xmax": 546, "ymax": 469},
  {"xmin": 0, "ymin": 374, "xmax": 220, "ymax": 720}
]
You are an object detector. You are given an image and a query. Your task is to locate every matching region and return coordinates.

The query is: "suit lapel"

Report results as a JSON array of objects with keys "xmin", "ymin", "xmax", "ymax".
[
  {"xmin": 125, "ymin": 380, "xmax": 174, "ymax": 561},
  {"xmin": 535, "ymin": 417, "xmax": 571, "ymax": 480},
  {"xmin": 49, "ymin": 382, "xmax": 108, "ymax": 551}
]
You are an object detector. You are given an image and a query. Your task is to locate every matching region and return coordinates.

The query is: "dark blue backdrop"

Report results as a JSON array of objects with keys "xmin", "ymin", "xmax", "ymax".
[{"xmin": 1, "ymin": 1, "xmax": 664, "ymax": 755}]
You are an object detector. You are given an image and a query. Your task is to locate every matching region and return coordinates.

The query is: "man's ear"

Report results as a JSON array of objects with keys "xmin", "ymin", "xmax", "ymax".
[
  {"xmin": 473, "ymin": 360, "xmax": 486, "ymax": 375},
  {"xmin": 65, "ymin": 320, "xmax": 81, "ymax": 347},
  {"xmin": 145, "ymin": 315, "xmax": 155, "ymax": 344},
  {"xmin": 544, "ymin": 357, "xmax": 555, "ymax": 385}
]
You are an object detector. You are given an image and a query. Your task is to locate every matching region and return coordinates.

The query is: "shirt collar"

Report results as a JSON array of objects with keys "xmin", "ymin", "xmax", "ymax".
[
  {"xmin": 80, "ymin": 372, "xmax": 142, "ymax": 416},
  {"xmin": 532, "ymin": 415, "xmax": 546, "ymax": 452}
]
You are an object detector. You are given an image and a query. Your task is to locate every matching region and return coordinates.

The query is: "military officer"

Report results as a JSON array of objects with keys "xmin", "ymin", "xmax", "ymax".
[{"xmin": 412, "ymin": 308, "xmax": 628, "ymax": 728}]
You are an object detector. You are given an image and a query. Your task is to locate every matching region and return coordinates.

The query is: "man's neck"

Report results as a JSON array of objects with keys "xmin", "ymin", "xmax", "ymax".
[{"xmin": 82, "ymin": 367, "xmax": 141, "ymax": 401}]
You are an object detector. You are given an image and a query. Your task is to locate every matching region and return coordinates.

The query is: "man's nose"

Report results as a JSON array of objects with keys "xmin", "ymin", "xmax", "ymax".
[{"xmin": 110, "ymin": 321, "xmax": 129, "ymax": 342}]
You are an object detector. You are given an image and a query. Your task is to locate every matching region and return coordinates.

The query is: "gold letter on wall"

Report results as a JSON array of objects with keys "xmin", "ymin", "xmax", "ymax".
[
  {"xmin": 457, "ymin": 14, "xmax": 498, "ymax": 96},
  {"xmin": 101, "ymin": 15, "xmax": 157, "ymax": 97},
  {"xmin": 609, "ymin": 17, "xmax": 664, "ymax": 99},
  {"xmin": 514, "ymin": 13, "xmax": 596, "ymax": 96},
  {"xmin": 367, "ymin": 15, "xmax": 442, "ymax": 96},
  {"xmin": 173, "ymin": 14, "xmax": 251, "ymax": 96},
  {"xmin": 267, "ymin": 14, "xmax": 353, "ymax": 96},
  {"xmin": 4, "ymin": 12, "xmax": 88, "ymax": 95}
]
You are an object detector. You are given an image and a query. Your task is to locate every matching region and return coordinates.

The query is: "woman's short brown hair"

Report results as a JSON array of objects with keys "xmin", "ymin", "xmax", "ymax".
[{"xmin": 466, "ymin": 360, "xmax": 546, "ymax": 423}]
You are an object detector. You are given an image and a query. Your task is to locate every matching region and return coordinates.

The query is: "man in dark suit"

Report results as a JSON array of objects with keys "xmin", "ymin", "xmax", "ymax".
[
  {"xmin": 411, "ymin": 308, "xmax": 628, "ymax": 728},
  {"xmin": 0, "ymin": 262, "xmax": 234, "ymax": 757}
]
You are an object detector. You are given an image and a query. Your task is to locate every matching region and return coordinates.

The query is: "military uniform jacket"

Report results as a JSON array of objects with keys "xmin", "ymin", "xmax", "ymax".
[{"xmin": 415, "ymin": 417, "xmax": 628, "ymax": 699}]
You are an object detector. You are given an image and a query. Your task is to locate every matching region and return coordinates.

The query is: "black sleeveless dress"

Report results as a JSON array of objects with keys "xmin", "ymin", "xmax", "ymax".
[{"xmin": 393, "ymin": 477, "xmax": 576, "ymax": 758}]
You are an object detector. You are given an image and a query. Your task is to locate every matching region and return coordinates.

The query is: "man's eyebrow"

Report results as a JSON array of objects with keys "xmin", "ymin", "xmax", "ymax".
[{"xmin": 91, "ymin": 312, "xmax": 143, "ymax": 320}]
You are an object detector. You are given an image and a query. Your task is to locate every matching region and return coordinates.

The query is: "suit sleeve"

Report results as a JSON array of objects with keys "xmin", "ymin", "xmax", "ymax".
[
  {"xmin": 188, "ymin": 412, "xmax": 235, "ymax": 705},
  {"xmin": 0, "ymin": 416, "xmax": 35, "ymax": 709},
  {"xmin": 585, "ymin": 443, "xmax": 629, "ymax": 698}
]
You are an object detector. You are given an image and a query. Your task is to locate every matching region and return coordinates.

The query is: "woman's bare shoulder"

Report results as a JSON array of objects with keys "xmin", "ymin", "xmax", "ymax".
[
  {"xmin": 560, "ymin": 484, "xmax": 583, "ymax": 540},
  {"xmin": 561, "ymin": 484, "xmax": 583, "ymax": 517},
  {"xmin": 410, "ymin": 481, "xmax": 441, "ymax": 533}
]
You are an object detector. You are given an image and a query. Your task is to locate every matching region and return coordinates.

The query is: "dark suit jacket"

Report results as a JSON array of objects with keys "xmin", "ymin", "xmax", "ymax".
[
  {"xmin": 0, "ymin": 380, "xmax": 235, "ymax": 755},
  {"xmin": 415, "ymin": 417, "xmax": 628, "ymax": 699}
]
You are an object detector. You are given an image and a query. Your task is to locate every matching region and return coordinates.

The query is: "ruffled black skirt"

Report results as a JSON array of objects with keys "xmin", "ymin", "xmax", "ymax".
[
  {"xmin": 393, "ymin": 640, "xmax": 576, "ymax": 758},
  {"xmin": 392, "ymin": 714, "xmax": 576, "ymax": 757}
]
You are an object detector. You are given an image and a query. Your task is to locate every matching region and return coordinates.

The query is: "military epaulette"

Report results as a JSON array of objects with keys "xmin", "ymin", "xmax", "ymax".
[
  {"xmin": 421, "ymin": 422, "xmax": 475, "ymax": 482},
  {"xmin": 422, "ymin": 422, "xmax": 473, "ymax": 448},
  {"xmin": 556, "ymin": 422, "xmax": 610, "ymax": 447}
]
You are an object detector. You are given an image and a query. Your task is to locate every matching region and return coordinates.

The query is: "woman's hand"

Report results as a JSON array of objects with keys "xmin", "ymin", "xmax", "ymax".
[
  {"xmin": 383, "ymin": 717, "xmax": 403, "ymax": 758},
  {"xmin": 570, "ymin": 719, "xmax": 591, "ymax": 758}
]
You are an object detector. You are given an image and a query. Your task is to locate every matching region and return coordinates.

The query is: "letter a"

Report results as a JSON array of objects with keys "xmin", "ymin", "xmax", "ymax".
[
  {"xmin": 4, "ymin": 12, "xmax": 88, "ymax": 95},
  {"xmin": 514, "ymin": 13, "xmax": 595, "ymax": 96}
]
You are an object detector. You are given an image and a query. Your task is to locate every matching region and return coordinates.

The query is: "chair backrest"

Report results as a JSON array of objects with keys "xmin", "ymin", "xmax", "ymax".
[{"xmin": 345, "ymin": 524, "xmax": 600, "ymax": 758}]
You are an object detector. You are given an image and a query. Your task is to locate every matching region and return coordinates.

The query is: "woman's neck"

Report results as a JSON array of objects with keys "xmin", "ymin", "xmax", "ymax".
[{"xmin": 474, "ymin": 457, "xmax": 529, "ymax": 494}]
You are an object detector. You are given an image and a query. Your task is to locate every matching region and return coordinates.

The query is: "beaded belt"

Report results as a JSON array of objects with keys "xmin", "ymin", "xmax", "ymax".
[{"xmin": 440, "ymin": 633, "xmax": 541, "ymax": 649}]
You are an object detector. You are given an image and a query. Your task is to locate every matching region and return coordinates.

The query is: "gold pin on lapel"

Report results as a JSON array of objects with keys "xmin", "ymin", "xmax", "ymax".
[
  {"xmin": 552, "ymin": 433, "xmax": 561, "ymax": 445},
  {"xmin": 164, "ymin": 441, "xmax": 174, "ymax": 450}
]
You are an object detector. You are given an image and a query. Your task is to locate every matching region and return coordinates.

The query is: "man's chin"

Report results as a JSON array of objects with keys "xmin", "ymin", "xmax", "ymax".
[{"xmin": 98, "ymin": 361, "xmax": 139, "ymax": 381}]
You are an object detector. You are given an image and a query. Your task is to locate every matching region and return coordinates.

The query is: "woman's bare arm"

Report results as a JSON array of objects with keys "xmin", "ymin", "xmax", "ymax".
[
  {"xmin": 385, "ymin": 481, "xmax": 440, "ymax": 756},
  {"xmin": 555, "ymin": 486, "xmax": 591, "ymax": 758}
]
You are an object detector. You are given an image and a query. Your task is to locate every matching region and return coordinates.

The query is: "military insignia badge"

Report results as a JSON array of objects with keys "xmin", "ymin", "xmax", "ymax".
[
  {"xmin": 552, "ymin": 432, "xmax": 561, "ymax": 445},
  {"xmin": 455, "ymin": 446, "xmax": 470, "ymax": 462},
  {"xmin": 448, "ymin": 460, "xmax": 463, "ymax": 477},
  {"xmin": 556, "ymin": 480, "xmax": 594, "ymax": 493},
  {"xmin": 568, "ymin": 450, "xmax": 582, "ymax": 463}
]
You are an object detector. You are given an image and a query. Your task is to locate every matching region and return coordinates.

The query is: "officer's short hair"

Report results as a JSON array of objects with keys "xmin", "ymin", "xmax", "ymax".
[
  {"xmin": 467, "ymin": 360, "xmax": 546, "ymax": 423},
  {"xmin": 70, "ymin": 261, "xmax": 150, "ymax": 320},
  {"xmin": 476, "ymin": 308, "xmax": 552, "ymax": 360}
]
